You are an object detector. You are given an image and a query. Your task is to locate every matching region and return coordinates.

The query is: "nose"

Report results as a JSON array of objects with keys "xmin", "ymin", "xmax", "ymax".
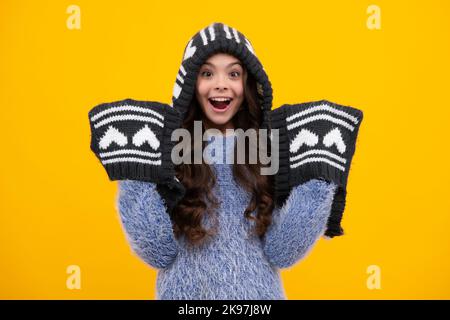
[{"xmin": 214, "ymin": 74, "xmax": 228, "ymax": 91}]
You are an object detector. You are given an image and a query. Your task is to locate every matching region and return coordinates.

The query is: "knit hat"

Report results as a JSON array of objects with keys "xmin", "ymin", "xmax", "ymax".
[{"xmin": 170, "ymin": 22, "xmax": 273, "ymax": 127}]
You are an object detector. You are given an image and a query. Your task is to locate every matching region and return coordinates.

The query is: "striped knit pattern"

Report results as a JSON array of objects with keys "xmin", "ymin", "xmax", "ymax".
[
  {"xmin": 88, "ymin": 98, "xmax": 181, "ymax": 184},
  {"xmin": 270, "ymin": 100, "xmax": 363, "ymax": 237}
]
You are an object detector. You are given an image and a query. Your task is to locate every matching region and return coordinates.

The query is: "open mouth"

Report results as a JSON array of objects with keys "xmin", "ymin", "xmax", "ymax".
[{"xmin": 208, "ymin": 97, "xmax": 233, "ymax": 111}]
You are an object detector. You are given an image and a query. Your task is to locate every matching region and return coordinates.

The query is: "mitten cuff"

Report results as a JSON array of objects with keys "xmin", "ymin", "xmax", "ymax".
[
  {"xmin": 325, "ymin": 185, "xmax": 346, "ymax": 238},
  {"xmin": 270, "ymin": 106, "xmax": 290, "ymax": 206},
  {"xmin": 159, "ymin": 106, "xmax": 183, "ymax": 183}
]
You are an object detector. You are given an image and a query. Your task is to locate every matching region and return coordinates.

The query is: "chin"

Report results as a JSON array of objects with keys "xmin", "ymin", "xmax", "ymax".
[{"xmin": 208, "ymin": 117, "xmax": 231, "ymax": 126}]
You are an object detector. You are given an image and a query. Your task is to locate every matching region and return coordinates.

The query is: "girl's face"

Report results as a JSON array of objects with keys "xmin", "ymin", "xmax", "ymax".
[{"xmin": 195, "ymin": 53, "xmax": 245, "ymax": 134}]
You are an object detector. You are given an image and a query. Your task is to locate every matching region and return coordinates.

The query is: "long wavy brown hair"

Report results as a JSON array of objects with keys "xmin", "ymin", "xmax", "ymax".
[{"xmin": 170, "ymin": 54, "xmax": 275, "ymax": 247}]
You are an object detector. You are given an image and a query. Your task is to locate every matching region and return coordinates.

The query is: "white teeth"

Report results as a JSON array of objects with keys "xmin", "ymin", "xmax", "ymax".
[{"xmin": 210, "ymin": 98, "xmax": 232, "ymax": 102}]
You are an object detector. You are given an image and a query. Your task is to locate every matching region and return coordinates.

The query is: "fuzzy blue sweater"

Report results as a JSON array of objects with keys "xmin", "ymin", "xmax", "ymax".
[{"xmin": 116, "ymin": 133, "xmax": 338, "ymax": 300}]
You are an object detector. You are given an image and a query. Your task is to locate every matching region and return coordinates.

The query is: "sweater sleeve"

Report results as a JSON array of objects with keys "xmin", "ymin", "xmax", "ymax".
[
  {"xmin": 115, "ymin": 180, "xmax": 180, "ymax": 269},
  {"xmin": 262, "ymin": 179, "xmax": 338, "ymax": 269}
]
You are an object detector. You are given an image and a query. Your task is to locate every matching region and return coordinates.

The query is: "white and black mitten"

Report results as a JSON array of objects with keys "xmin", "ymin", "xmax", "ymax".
[
  {"xmin": 88, "ymin": 99, "xmax": 185, "ymax": 213},
  {"xmin": 270, "ymin": 100, "xmax": 364, "ymax": 237}
]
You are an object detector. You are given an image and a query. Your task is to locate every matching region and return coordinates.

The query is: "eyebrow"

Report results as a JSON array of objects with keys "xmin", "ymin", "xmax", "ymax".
[{"xmin": 202, "ymin": 62, "xmax": 243, "ymax": 68}]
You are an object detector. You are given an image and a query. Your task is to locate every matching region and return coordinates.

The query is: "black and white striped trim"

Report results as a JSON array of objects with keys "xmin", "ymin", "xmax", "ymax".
[
  {"xmin": 89, "ymin": 100, "xmax": 166, "ymax": 167},
  {"xmin": 90, "ymin": 104, "xmax": 165, "ymax": 129},
  {"xmin": 286, "ymin": 101, "xmax": 362, "ymax": 172},
  {"xmin": 270, "ymin": 99, "xmax": 363, "ymax": 208},
  {"xmin": 290, "ymin": 149, "xmax": 347, "ymax": 171},
  {"xmin": 286, "ymin": 102, "xmax": 360, "ymax": 132}
]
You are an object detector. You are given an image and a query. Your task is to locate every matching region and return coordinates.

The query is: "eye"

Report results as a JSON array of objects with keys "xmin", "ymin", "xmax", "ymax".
[
  {"xmin": 230, "ymin": 71, "xmax": 241, "ymax": 78},
  {"xmin": 201, "ymin": 70, "xmax": 212, "ymax": 77}
]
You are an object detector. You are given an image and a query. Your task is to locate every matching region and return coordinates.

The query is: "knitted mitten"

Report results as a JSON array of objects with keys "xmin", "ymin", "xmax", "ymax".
[
  {"xmin": 269, "ymin": 100, "xmax": 364, "ymax": 237},
  {"xmin": 88, "ymin": 98, "xmax": 185, "ymax": 213}
]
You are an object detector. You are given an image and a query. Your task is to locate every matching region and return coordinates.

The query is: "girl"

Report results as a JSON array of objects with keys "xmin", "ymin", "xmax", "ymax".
[{"xmin": 114, "ymin": 23, "xmax": 340, "ymax": 300}]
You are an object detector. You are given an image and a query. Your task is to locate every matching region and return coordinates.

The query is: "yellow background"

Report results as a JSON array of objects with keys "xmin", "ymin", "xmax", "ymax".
[{"xmin": 1, "ymin": 0, "xmax": 449, "ymax": 299}]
